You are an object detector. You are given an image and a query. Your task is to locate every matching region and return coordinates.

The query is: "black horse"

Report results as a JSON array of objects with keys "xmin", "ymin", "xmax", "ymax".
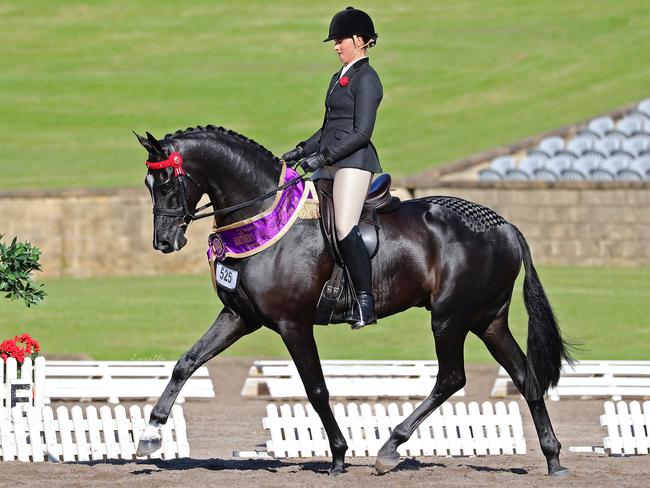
[{"xmin": 134, "ymin": 126, "xmax": 572, "ymax": 476}]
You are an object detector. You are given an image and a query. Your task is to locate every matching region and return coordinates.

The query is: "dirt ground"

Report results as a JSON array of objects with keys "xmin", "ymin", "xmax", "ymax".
[{"xmin": 2, "ymin": 357, "xmax": 649, "ymax": 488}]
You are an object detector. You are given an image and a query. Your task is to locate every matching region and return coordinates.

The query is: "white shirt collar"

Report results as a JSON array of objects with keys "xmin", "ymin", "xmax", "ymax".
[{"xmin": 339, "ymin": 56, "xmax": 367, "ymax": 79}]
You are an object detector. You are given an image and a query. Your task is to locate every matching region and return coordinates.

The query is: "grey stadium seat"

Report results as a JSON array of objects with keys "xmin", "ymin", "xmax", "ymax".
[
  {"xmin": 589, "ymin": 168, "xmax": 615, "ymax": 181},
  {"xmin": 616, "ymin": 116, "xmax": 644, "ymax": 137},
  {"xmin": 588, "ymin": 155, "xmax": 630, "ymax": 181},
  {"xmin": 603, "ymin": 154, "xmax": 633, "ymax": 175},
  {"xmin": 617, "ymin": 156, "xmax": 650, "ymax": 181},
  {"xmin": 561, "ymin": 154, "xmax": 601, "ymax": 181},
  {"xmin": 638, "ymin": 98, "xmax": 650, "ymax": 118},
  {"xmin": 533, "ymin": 154, "xmax": 575, "ymax": 181},
  {"xmin": 537, "ymin": 136, "xmax": 565, "ymax": 156},
  {"xmin": 587, "ymin": 116, "xmax": 615, "ymax": 137},
  {"xmin": 479, "ymin": 168, "xmax": 503, "ymax": 181},
  {"xmin": 622, "ymin": 134, "xmax": 650, "ymax": 157},
  {"xmin": 566, "ymin": 134, "xmax": 595, "ymax": 155},
  {"xmin": 504, "ymin": 156, "xmax": 542, "ymax": 181},
  {"xmin": 594, "ymin": 133, "xmax": 623, "ymax": 156},
  {"xmin": 478, "ymin": 155, "xmax": 517, "ymax": 181},
  {"xmin": 546, "ymin": 153, "xmax": 576, "ymax": 173},
  {"xmin": 532, "ymin": 169, "xmax": 557, "ymax": 181},
  {"xmin": 628, "ymin": 111, "xmax": 650, "ymax": 124}
]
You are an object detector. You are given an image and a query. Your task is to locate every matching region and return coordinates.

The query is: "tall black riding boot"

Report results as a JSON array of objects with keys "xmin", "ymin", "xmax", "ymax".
[{"xmin": 338, "ymin": 225, "xmax": 377, "ymax": 329}]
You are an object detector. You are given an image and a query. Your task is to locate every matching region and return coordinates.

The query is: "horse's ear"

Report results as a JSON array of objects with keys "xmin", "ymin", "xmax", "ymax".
[
  {"xmin": 133, "ymin": 131, "xmax": 153, "ymax": 152},
  {"xmin": 146, "ymin": 131, "xmax": 165, "ymax": 155}
]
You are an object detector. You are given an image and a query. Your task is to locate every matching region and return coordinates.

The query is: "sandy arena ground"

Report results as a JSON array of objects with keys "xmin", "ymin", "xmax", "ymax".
[{"xmin": 2, "ymin": 357, "xmax": 649, "ymax": 488}]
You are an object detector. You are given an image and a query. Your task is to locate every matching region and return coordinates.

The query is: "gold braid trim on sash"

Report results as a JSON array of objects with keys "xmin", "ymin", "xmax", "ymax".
[
  {"xmin": 209, "ymin": 163, "xmax": 315, "ymax": 291},
  {"xmin": 298, "ymin": 181, "xmax": 320, "ymax": 220}
]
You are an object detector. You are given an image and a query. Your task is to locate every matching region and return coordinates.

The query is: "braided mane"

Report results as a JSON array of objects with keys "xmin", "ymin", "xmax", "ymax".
[{"xmin": 163, "ymin": 125, "xmax": 280, "ymax": 164}]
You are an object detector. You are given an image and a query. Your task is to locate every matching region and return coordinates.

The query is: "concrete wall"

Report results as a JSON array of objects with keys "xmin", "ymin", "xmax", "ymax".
[
  {"xmin": 1, "ymin": 182, "xmax": 648, "ymax": 278},
  {"xmin": 412, "ymin": 182, "xmax": 650, "ymax": 267},
  {"xmin": 0, "ymin": 188, "xmax": 213, "ymax": 278}
]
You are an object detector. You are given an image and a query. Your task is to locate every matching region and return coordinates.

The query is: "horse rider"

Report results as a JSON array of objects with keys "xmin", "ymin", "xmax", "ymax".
[{"xmin": 282, "ymin": 6, "xmax": 382, "ymax": 329}]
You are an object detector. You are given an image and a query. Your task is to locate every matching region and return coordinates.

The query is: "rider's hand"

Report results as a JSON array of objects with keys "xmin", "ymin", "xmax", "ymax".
[
  {"xmin": 300, "ymin": 153, "xmax": 327, "ymax": 173},
  {"xmin": 281, "ymin": 146, "xmax": 305, "ymax": 166}
]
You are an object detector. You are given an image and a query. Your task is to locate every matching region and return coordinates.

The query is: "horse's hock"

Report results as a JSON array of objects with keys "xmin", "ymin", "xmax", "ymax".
[{"xmin": 0, "ymin": 181, "xmax": 648, "ymax": 278}]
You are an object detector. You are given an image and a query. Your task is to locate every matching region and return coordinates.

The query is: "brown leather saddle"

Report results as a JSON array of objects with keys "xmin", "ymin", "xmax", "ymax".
[{"xmin": 313, "ymin": 173, "xmax": 401, "ymax": 325}]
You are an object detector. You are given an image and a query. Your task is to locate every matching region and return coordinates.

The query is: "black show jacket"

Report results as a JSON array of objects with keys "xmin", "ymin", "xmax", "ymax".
[{"xmin": 300, "ymin": 57, "xmax": 382, "ymax": 173}]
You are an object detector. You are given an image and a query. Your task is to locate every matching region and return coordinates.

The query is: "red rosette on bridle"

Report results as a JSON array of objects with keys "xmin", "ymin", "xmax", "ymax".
[
  {"xmin": 339, "ymin": 76, "xmax": 349, "ymax": 87},
  {"xmin": 145, "ymin": 151, "xmax": 185, "ymax": 177}
]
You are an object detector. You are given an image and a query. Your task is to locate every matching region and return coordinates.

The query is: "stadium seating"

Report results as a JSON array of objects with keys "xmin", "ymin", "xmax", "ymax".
[
  {"xmin": 478, "ymin": 155, "xmax": 516, "ymax": 181},
  {"xmin": 538, "ymin": 136, "xmax": 565, "ymax": 156},
  {"xmin": 618, "ymin": 156, "xmax": 650, "ymax": 181},
  {"xmin": 479, "ymin": 99, "xmax": 650, "ymax": 181},
  {"xmin": 588, "ymin": 116, "xmax": 615, "ymax": 137}
]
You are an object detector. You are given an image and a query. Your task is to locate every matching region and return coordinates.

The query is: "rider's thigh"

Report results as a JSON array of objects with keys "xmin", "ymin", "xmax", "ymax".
[{"xmin": 333, "ymin": 167, "xmax": 372, "ymax": 239}]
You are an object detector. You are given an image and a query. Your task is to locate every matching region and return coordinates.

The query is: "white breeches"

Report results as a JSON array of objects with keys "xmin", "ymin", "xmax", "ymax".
[{"xmin": 316, "ymin": 166, "xmax": 373, "ymax": 239}]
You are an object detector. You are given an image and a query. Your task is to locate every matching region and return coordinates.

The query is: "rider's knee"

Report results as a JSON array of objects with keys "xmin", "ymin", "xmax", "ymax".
[{"xmin": 335, "ymin": 222, "xmax": 354, "ymax": 240}]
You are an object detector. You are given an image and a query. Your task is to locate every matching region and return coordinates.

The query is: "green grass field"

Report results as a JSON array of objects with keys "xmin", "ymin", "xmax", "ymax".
[
  {"xmin": 1, "ymin": 266, "xmax": 648, "ymax": 362},
  {"xmin": 2, "ymin": 1, "xmax": 650, "ymax": 189}
]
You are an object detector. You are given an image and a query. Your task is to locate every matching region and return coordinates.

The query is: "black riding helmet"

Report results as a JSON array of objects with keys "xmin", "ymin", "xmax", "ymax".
[{"xmin": 323, "ymin": 6, "xmax": 378, "ymax": 43}]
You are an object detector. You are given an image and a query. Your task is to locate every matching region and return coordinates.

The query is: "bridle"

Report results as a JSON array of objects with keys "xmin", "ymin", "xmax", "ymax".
[{"xmin": 145, "ymin": 151, "xmax": 306, "ymax": 224}]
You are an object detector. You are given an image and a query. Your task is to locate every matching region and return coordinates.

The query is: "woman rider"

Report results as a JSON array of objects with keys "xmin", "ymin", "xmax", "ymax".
[{"xmin": 282, "ymin": 6, "xmax": 382, "ymax": 329}]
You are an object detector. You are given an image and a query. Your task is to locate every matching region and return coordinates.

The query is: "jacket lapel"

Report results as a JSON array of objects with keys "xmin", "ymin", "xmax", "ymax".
[{"xmin": 326, "ymin": 58, "xmax": 369, "ymax": 100}]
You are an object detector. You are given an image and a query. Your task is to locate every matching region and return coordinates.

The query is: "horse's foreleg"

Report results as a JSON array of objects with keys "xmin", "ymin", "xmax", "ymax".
[
  {"xmin": 279, "ymin": 323, "xmax": 348, "ymax": 476},
  {"xmin": 137, "ymin": 308, "xmax": 256, "ymax": 457},
  {"xmin": 375, "ymin": 321, "xmax": 468, "ymax": 475},
  {"xmin": 480, "ymin": 308, "xmax": 568, "ymax": 476}
]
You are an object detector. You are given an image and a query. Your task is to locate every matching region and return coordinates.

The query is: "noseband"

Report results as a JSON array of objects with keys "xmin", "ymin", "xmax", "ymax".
[{"xmin": 145, "ymin": 152, "xmax": 306, "ymax": 224}]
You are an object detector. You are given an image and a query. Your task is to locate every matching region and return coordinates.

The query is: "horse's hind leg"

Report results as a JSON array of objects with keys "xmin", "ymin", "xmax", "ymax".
[
  {"xmin": 479, "ymin": 304, "xmax": 568, "ymax": 476},
  {"xmin": 375, "ymin": 317, "xmax": 468, "ymax": 474},
  {"xmin": 137, "ymin": 308, "xmax": 257, "ymax": 456},
  {"xmin": 279, "ymin": 322, "xmax": 348, "ymax": 476}
]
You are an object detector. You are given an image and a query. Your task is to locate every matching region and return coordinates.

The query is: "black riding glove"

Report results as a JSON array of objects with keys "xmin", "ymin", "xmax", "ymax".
[
  {"xmin": 300, "ymin": 153, "xmax": 327, "ymax": 173},
  {"xmin": 281, "ymin": 146, "xmax": 305, "ymax": 166}
]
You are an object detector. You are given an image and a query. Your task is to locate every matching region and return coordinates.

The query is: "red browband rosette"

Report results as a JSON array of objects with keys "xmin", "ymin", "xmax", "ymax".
[{"xmin": 145, "ymin": 152, "xmax": 185, "ymax": 177}]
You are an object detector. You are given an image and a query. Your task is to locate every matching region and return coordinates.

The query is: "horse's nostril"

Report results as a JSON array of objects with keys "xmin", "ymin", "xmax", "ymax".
[{"xmin": 155, "ymin": 240, "xmax": 173, "ymax": 253}]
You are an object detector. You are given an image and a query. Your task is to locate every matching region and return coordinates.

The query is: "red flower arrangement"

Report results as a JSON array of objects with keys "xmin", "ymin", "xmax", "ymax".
[
  {"xmin": 0, "ymin": 333, "xmax": 40, "ymax": 364},
  {"xmin": 339, "ymin": 76, "xmax": 349, "ymax": 87}
]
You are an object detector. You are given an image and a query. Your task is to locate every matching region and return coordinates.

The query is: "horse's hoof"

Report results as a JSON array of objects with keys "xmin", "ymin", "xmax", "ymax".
[
  {"xmin": 136, "ymin": 424, "xmax": 162, "ymax": 457},
  {"xmin": 328, "ymin": 467, "xmax": 344, "ymax": 477},
  {"xmin": 374, "ymin": 452, "xmax": 401, "ymax": 475},
  {"xmin": 550, "ymin": 466, "xmax": 570, "ymax": 477}
]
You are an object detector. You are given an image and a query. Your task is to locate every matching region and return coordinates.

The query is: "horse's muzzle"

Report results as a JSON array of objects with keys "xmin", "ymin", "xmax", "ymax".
[{"xmin": 154, "ymin": 227, "xmax": 187, "ymax": 253}]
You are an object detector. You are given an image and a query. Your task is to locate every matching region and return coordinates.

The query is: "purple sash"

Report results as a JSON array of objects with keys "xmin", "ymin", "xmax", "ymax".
[{"xmin": 207, "ymin": 166, "xmax": 307, "ymax": 262}]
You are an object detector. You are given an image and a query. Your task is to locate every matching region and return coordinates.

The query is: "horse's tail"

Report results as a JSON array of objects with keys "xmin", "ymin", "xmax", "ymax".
[{"xmin": 511, "ymin": 224, "xmax": 573, "ymax": 399}]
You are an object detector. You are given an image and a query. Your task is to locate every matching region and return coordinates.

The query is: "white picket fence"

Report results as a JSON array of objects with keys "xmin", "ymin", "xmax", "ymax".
[
  {"xmin": 242, "ymin": 360, "xmax": 465, "ymax": 399},
  {"xmin": 0, "ymin": 404, "xmax": 188, "ymax": 462},
  {"xmin": 491, "ymin": 360, "xmax": 650, "ymax": 401},
  {"xmin": 2, "ymin": 357, "xmax": 46, "ymax": 408},
  {"xmin": 601, "ymin": 400, "xmax": 650, "ymax": 455},
  {"xmin": 259, "ymin": 401, "xmax": 524, "ymax": 458},
  {"xmin": 1, "ymin": 357, "xmax": 214, "ymax": 405}
]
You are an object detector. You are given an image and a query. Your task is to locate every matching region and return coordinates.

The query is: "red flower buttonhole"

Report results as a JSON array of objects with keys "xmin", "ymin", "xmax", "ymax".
[{"xmin": 339, "ymin": 76, "xmax": 349, "ymax": 87}]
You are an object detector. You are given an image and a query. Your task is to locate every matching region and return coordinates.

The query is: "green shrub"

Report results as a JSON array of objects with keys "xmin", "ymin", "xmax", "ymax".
[{"xmin": 0, "ymin": 234, "xmax": 46, "ymax": 307}]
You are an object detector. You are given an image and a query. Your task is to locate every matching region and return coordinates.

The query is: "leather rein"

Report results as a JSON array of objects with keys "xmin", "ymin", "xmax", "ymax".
[{"xmin": 145, "ymin": 152, "xmax": 306, "ymax": 224}]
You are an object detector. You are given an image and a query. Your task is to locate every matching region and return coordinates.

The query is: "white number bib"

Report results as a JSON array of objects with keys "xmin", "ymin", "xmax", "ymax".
[{"xmin": 216, "ymin": 262, "xmax": 238, "ymax": 291}]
